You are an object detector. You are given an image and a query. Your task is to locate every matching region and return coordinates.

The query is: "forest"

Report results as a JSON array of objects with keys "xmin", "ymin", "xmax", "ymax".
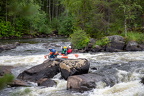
[{"xmin": 0, "ymin": 0, "xmax": 144, "ymax": 40}]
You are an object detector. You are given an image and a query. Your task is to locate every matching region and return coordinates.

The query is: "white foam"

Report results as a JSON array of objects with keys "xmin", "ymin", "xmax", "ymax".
[{"xmin": 89, "ymin": 80, "xmax": 144, "ymax": 96}]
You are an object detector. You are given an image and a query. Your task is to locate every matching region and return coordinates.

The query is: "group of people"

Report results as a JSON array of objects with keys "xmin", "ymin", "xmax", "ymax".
[{"xmin": 44, "ymin": 46, "xmax": 72, "ymax": 59}]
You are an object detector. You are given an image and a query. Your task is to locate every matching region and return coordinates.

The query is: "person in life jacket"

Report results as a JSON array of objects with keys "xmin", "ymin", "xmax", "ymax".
[
  {"xmin": 45, "ymin": 48, "xmax": 59, "ymax": 59},
  {"xmin": 61, "ymin": 46, "xmax": 67, "ymax": 56},
  {"xmin": 67, "ymin": 46, "xmax": 72, "ymax": 54}
]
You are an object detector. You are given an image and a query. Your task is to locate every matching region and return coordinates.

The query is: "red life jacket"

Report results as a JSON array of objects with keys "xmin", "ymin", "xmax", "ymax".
[{"xmin": 67, "ymin": 49, "xmax": 72, "ymax": 54}]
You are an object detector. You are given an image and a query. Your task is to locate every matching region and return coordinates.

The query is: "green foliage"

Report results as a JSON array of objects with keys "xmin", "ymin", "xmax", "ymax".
[
  {"xmin": 0, "ymin": 20, "xmax": 22, "ymax": 38},
  {"xmin": 124, "ymin": 32, "xmax": 144, "ymax": 43},
  {"xmin": 7, "ymin": 0, "xmax": 51, "ymax": 36},
  {"xmin": 0, "ymin": 74, "xmax": 14, "ymax": 90},
  {"xmin": 0, "ymin": 0, "xmax": 143, "ymax": 39},
  {"xmin": 58, "ymin": 15, "xmax": 74, "ymax": 35},
  {"xmin": 70, "ymin": 29, "xmax": 90, "ymax": 49},
  {"xmin": 95, "ymin": 37, "xmax": 110, "ymax": 46},
  {"xmin": 11, "ymin": 88, "xmax": 31, "ymax": 96}
]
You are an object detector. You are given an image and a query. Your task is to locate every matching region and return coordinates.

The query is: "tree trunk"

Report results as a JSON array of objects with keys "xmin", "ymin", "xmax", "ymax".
[
  {"xmin": 52, "ymin": 0, "xmax": 55, "ymax": 19},
  {"xmin": 49, "ymin": 0, "xmax": 51, "ymax": 22},
  {"xmin": 55, "ymin": 0, "xmax": 58, "ymax": 18},
  {"xmin": 6, "ymin": 0, "xmax": 7, "ymax": 22},
  {"xmin": 124, "ymin": 7, "xmax": 127, "ymax": 37}
]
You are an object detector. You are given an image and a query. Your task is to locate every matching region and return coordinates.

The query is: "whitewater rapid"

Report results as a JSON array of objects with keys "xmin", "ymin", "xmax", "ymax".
[{"xmin": 0, "ymin": 38, "xmax": 144, "ymax": 96}]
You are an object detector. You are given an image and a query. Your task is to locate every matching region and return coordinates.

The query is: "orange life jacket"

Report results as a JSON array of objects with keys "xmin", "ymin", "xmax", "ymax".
[{"xmin": 49, "ymin": 51, "xmax": 58, "ymax": 55}]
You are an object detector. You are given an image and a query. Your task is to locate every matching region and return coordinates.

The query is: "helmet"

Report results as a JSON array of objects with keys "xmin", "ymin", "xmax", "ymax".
[
  {"xmin": 63, "ymin": 46, "xmax": 67, "ymax": 49},
  {"xmin": 68, "ymin": 46, "xmax": 71, "ymax": 48},
  {"xmin": 49, "ymin": 49, "xmax": 56, "ymax": 52}
]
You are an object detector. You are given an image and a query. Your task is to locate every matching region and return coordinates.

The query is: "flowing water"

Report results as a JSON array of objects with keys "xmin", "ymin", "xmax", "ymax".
[{"xmin": 0, "ymin": 37, "xmax": 144, "ymax": 96}]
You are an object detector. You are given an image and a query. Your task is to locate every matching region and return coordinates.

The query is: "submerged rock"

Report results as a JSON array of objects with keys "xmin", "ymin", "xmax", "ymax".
[
  {"xmin": 37, "ymin": 78, "xmax": 57, "ymax": 87},
  {"xmin": 0, "ymin": 42, "xmax": 20, "ymax": 53}
]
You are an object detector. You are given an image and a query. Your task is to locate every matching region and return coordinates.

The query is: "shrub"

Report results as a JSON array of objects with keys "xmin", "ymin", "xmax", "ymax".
[
  {"xmin": 0, "ymin": 74, "xmax": 14, "ymax": 90},
  {"xmin": 95, "ymin": 37, "xmax": 110, "ymax": 46},
  {"xmin": 70, "ymin": 29, "xmax": 90, "ymax": 49},
  {"xmin": 124, "ymin": 32, "xmax": 144, "ymax": 43},
  {"xmin": 0, "ymin": 20, "xmax": 22, "ymax": 38}
]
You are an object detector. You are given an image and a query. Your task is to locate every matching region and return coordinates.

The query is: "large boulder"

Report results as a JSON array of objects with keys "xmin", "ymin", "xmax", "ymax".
[
  {"xmin": 67, "ymin": 72, "xmax": 118, "ymax": 92},
  {"xmin": 106, "ymin": 35, "xmax": 125, "ymax": 52},
  {"xmin": 59, "ymin": 59, "xmax": 90, "ymax": 80},
  {"xmin": 67, "ymin": 61, "xmax": 144, "ymax": 92},
  {"xmin": 67, "ymin": 74, "xmax": 100, "ymax": 92},
  {"xmin": 17, "ymin": 59, "xmax": 63, "ymax": 82},
  {"xmin": 125, "ymin": 41, "xmax": 143, "ymax": 51}
]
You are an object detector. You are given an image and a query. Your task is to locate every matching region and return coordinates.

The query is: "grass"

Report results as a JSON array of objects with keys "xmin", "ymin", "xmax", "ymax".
[{"xmin": 124, "ymin": 32, "xmax": 144, "ymax": 43}]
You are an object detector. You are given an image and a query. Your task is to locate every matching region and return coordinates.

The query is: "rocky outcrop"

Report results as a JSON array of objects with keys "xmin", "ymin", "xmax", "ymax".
[
  {"xmin": 59, "ymin": 59, "xmax": 90, "ymax": 80},
  {"xmin": 0, "ymin": 66, "xmax": 14, "ymax": 76},
  {"xmin": 67, "ymin": 60, "xmax": 144, "ymax": 92},
  {"xmin": 67, "ymin": 74, "xmax": 99, "ymax": 92},
  {"xmin": 17, "ymin": 58, "xmax": 90, "ymax": 82},
  {"xmin": 0, "ymin": 42, "xmax": 20, "ymax": 53},
  {"xmin": 105, "ymin": 35, "xmax": 125, "ymax": 52},
  {"xmin": 73, "ymin": 35, "xmax": 144, "ymax": 52},
  {"xmin": 125, "ymin": 41, "xmax": 144, "ymax": 51},
  {"xmin": 17, "ymin": 59, "xmax": 63, "ymax": 82}
]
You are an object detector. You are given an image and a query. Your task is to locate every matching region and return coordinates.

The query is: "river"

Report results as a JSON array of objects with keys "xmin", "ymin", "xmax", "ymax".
[{"xmin": 0, "ymin": 37, "xmax": 144, "ymax": 96}]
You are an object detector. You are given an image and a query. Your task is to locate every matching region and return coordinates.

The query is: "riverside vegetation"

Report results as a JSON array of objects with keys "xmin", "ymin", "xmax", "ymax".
[{"xmin": 0, "ymin": 0, "xmax": 143, "ymax": 44}]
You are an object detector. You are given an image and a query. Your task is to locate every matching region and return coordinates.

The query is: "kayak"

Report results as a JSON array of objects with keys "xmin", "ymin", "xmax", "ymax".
[
  {"xmin": 57, "ymin": 54, "xmax": 79, "ymax": 59},
  {"xmin": 44, "ymin": 54, "xmax": 79, "ymax": 59}
]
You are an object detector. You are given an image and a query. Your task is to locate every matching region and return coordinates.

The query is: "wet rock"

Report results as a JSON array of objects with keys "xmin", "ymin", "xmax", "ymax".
[
  {"xmin": 67, "ymin": 61, "xmax": 144, "ymax": 92},
  {"xmin": 0, "ymin": 42, "xmax": 20, "ymax": 52},
  {"xmin": 59, "ymin": 59, "xmax": 90, "ymax": 80},
  {"xmin": 67, "ymin": 71, "xmax": 118, "ymax": 92},
  {"xmin": 0, "ymin": 66, "xmax": 14, "ymax": 76},
  {"xmin": 17, "ymin": 59, "xmax": 63, "ymax": 82},
  {"xmin": 141, "ymin": 77, "xmax": 144, "ymax": 85},
  {"xmin": 37, "ymin": 78, "xmax": 57, "ymax": 87},
  {"xmin": 91, "ymin": 45, "xmax": 103, "ymax": 52},
  {"xmin": 67, "ymin": 74, "xmax": 97, "ymax": 92},
  {"xmin": 9, "ymin": 79, "xmax": 29, "ymax": 87},
  {"xmin": 139, "ymin": 44, "xmax": 144, "ymax": 50},
  {"xmin": 125, "ymin": 41, "xmax": 143, "ymax": 51},
  {"xmin": 106, "ymin": 35, "xmax": 125, "ymax": 52}
]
